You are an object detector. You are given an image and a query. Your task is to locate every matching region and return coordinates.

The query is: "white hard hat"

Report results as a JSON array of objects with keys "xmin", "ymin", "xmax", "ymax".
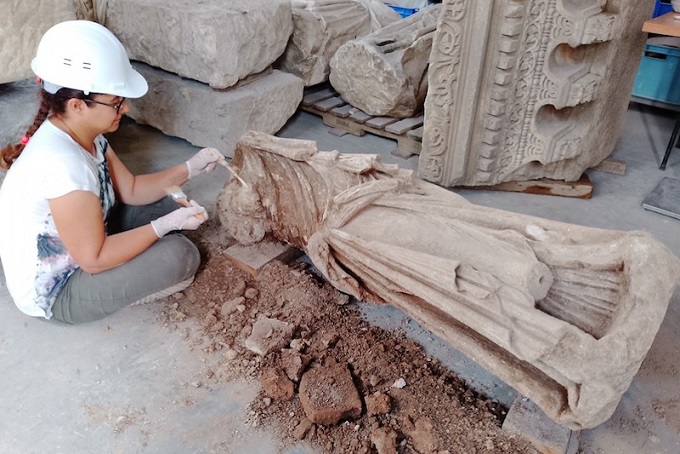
[{"xmin": 31, "ymin": 20, "xmax": 148, "ymax": 98}]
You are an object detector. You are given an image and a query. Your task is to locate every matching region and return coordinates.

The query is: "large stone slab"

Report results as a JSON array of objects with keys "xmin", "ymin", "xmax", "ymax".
[
  {"xmin": 277, "ymin": 0, "xmax": 400, "ymax": 86},
  {"xmin": 329, "ymin": 5, "xmax": 440, "ymax": 118},
  {"xmin": 1, "ymin": 0, "xmax": 76, "ymax": 84},
  {"xmin": 0, "ymin": 79, "xmax": 41, "ymax": 186},
  {"xmin": 419, "ymin": 0, "xmax": 654, "ymax": 186},
  {"xmin": 126, "ymin": 63, "xmax": 304, "ymax": 157},
  {"xmin": 217, "ymin": 131, "xmax": 680, "ymax": 430},
  {"xmin": 102, "ymin": 0, "xmax": 293, "ymax": 89},
  {"xmin": 0, "ymin": 80, "xmax": 40, "ymax": 150}
]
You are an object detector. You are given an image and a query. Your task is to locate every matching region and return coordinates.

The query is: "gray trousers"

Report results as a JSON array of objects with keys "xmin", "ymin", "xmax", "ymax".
[{"xmin": 51, "ymin": 198, "xmax": 200, "ymax": 324}]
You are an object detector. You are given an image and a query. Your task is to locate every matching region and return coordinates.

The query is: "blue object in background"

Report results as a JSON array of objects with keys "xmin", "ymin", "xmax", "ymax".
[
  {"xmin": 388, "ymin": 5, "xmax": 419, "ymax": 18},
  {"xmin": 654, "ymin": 0, "xmax": 673, "ymax": 18},
  {"xmin": 632, "ymin": 39, "xmax": 680, "ymax": 106}
]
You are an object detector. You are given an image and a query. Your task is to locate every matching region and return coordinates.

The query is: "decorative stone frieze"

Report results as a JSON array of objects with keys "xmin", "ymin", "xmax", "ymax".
[{"xmin": 420, "ymin": 0, "xmax": 653, "ymax": 186}]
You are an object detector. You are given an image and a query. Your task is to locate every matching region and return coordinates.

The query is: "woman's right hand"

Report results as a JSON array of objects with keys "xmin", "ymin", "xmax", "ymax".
[
  {"xmin": 186, "ymin": 147, "xmax": 223, "ymax": 179},
  {"xmin": 150, "ymin": 200, "xmax": 208, "ymax": 237}
]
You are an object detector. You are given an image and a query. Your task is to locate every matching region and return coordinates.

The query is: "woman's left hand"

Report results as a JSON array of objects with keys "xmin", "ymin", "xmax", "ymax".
[{"xmin": 186, "ymin": 147, "xmax": 223, "ymax": 178}]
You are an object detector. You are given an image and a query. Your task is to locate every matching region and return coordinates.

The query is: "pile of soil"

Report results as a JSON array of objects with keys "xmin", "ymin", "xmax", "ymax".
[{"xmin": 160, "ymin": 214, "xmax": 535, "ymax": 454}]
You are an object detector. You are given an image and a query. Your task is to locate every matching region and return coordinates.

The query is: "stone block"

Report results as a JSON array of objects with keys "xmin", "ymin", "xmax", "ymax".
[
  {"xmin": 299, "ymin": 362, "xmax": 362, "ymax": 425},
  {"xmin": 503, "ymin": 397, "xmax": 580, "ymax": 454},
  {"xmin": 245, "ymin": 316, "xmax": 295, "ymax": 357},
  {"xmin": 1, "ymin": 0, "xmax": 76, "ymax": 84},
  {"xmin": 0, "ymin": 80, "xmax": 40, "ymax": 149},
  {"xmin": 102, "ymin": 0, "xmax": 293, "ymax": 89},
  {"xmin": 329, "ymin": 5, "xmax": 440, "ymax": 118},
  {"xmin": 223, "ymin": 237, "xmax": 303, "ymax": 277},
  {"xmin": 126, "ymin": 62, "xmax": 304, "ymax": 157},
  {"xmin": 277, "ymin": 0, "xmax": 400, "ymax": 86}
]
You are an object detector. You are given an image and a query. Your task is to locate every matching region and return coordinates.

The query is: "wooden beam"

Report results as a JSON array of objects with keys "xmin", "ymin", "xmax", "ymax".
[{"xmin": 469, "ymin": 174, "xmax": 593, "ymax": 199}]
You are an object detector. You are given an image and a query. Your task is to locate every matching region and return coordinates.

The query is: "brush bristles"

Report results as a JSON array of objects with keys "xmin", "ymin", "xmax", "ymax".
[{"xmin": 165, "ymin": 186, "xmax": 186, "ymax": 200}]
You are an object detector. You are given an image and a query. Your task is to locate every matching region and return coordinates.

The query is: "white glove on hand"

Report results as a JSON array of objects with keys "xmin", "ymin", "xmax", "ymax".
[
  {"xmin": 150, "ymin": 200, "xmax": 208, "ymax": 238},
  {"xmin": 186, "ymin": 147, "xmax": 223, "ymax": 179}
]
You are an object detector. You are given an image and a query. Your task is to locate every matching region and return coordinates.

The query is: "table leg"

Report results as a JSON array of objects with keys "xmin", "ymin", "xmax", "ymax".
[{"xmin": 660, "ymin": 116, "xmax": 680, "ymax": 170}]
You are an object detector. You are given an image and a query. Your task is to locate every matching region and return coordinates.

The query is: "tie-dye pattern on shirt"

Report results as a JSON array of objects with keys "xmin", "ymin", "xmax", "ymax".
[
  {"xmin": 96, "ymin": 136, "xmax": 115, "ymax": 223},
  {"xmin": 33, "ymin": 135, "xmax": 116, "ymax": 317}
]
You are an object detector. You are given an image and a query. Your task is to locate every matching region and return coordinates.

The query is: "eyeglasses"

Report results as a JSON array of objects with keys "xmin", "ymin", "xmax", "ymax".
[{"xmin": 83, "ymin": 97, "xmax": 126, "ymax": 114}]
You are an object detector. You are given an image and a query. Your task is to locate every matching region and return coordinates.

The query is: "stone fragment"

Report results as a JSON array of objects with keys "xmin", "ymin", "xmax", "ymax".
[
  {"xmin": 329, "ymin": 5, "xmax": 441, "ymax": 117},
  {"xmin": 244, "ymin": 316, "xmax": 295, "ymax": 356},
  {"xmin": 232, "ymin": 278, "xmax": 247, "ymax": 297},
  {"xmin": 420, "ymin": 0, "xmax": 655, "ymax": 186},
  {"xmin": 102, "ymin": 0, "xmax": 293, "ymax": 88},
  {"xmin": 218, "ymin": 131, "xmax": 680, "ymax": 429},
  {"xmin": 280, "ymin": 348, "xmax": 309, "ymax": 382},
  {"xmin": 290, "ymin": 338, "xmax": 306, "ymax": 353},
  {"xmin": 224, "ymin": 237, "xmax": 304, "ymax": 277},
  {"xmin": 402, "ymin": 415, "xmax": 440, "ymax": 453},
  {"xmin": 1, "ymin": 1, "xmax": 76, "ymax": 84},
  {"xmin": 260, "ymin": 367, "xmax": 295, "ymax": 401},
  {"xmin": 365, "ymin": 392, "xmax": 391, "ymax": 416},
  {"xmin": 220, "ymin": 297, "xmax": 244, "ymax": 318},
  {"xmin": 503, "ymin": 397, "xmax": 580, "ymax": 454},
  {"xmin": 292, "ymin": 418, "xmax": 314, "ymax": 440},
  {"xmin": 127, "ymin": 63, "xmax": 303, "ymax": 158},
  {"xmin": 298, "ymin": 362, "xmax": 362, "ymax": 425},
  {"xmin": 370, "ymin": 427, "xmax": 398, "ymax": 454},
  {"xmin": 319, "ymin": 331, "xmax": 339, "ymax": 349},
  {"xmin": 278, "ymin": 0, "xmax": 400, "ymax": 86},
  {"xmin": 392, "ymin": 378, "xmax": 406, "ymax": 389}
]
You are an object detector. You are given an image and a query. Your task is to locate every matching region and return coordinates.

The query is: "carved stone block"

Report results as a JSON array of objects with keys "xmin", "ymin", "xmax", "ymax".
[
  {"xmin": 217, "ymin": 131, "xmax": 680, "ymax": 430},
  {"xmin": 102, "ymin": 0, "xmax": 293, "ymax": 89},
  {"xmin": 329, "ymin": 5, "xmax": 441, "ymax": 117},
  {"xmin": 277, "ymin": 0, "xmax": 400, "ymax": 87},
  {"xmin": 420, "ymin": 0, "xmax": 654, "ymax": 186},
  {"xmin": 1, "ymin": 0, "xmax": 76, "ymax": 84},
  {"xmin": 126, "ymin": 63, "xmax": 304, "ymax": 157}
]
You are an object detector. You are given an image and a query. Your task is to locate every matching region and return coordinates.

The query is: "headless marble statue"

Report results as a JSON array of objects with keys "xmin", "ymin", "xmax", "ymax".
[{"xmin": 217, "ymin": 131, "xmax": 680, "ymax": 430}]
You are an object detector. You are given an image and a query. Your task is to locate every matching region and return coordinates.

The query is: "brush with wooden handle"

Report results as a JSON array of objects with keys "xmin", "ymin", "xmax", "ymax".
[
  {"xmin": 165, "ymin": 186, "xmax": 206, "ymax": 221},
  {"xmin": 216, "ymin": 155, "xmax": 248, "ymax": 187}
]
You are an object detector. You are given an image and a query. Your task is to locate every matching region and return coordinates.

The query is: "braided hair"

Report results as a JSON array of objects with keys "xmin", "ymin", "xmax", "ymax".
[{"xmin": 0, "ymin": 86, "xmax": 91, "ymax": 169}]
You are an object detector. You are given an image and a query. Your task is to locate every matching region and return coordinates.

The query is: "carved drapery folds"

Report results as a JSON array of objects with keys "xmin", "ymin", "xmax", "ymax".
[
  {"xmin": 420, "ymin": 0, "xmax": 652, "ymax": 186},
  {"xmin": 217, "ymin": 131, "xmax": 680, "ymax": 429}
]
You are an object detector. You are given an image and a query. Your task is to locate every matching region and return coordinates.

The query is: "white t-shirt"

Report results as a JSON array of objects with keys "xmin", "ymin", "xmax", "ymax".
[{"xmin": 0, "ymin": 119, "xmax": 115, "ymax": 318}]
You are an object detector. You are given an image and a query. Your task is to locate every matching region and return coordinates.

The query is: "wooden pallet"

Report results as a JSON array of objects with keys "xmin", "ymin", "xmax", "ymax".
[
  {"xmin": 300, "ymin": 86, "xmax": 424, "ymax": 159},
  {"xmin": 300, "ymin": 86, "xmax": 595, "ymax": 198},
  {"xmin": 469, "ymin": 174, "xmax": 594, "ymax": 199}
]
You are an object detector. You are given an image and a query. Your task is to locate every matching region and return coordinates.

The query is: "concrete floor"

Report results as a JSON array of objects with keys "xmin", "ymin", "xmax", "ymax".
[{"xmin": 1, "ymin": 80, "xmax": 680, "ymax": 453}]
